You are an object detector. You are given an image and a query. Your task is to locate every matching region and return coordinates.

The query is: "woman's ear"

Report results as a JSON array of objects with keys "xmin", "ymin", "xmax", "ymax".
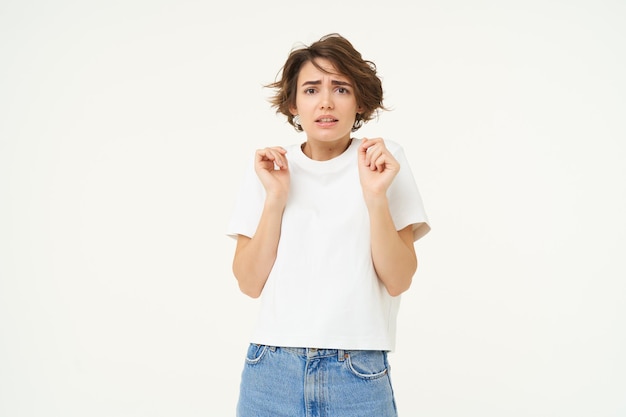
[{"xmin": 289, "ymin": 107, "xmax": 298, "ymax": 116}]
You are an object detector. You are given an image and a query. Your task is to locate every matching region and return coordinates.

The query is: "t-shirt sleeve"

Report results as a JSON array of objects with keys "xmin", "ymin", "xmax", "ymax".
[
  {"xmin": 387, "ymin": 144, "xmax": 431, "ymax": 242},
  {"xmin": 226, "ymin": 156, "xmax": 266, "ymax": 240}
]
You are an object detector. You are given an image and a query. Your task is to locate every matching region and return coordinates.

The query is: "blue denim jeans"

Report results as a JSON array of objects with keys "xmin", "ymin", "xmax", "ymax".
[{"xmin": 236, "ymin": 344, "xmax": 398, "ymax": 417}]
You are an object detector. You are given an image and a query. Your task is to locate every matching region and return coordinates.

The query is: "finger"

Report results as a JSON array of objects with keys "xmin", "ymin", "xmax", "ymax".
[
  {"xmin": 367, "ymin": 147, "xmax": 385, "ymax": 171},
  {"xmin": 374, "ymin": 154, "xmax": 388, "ymax": 172},
  {"xmin": 359, "ymin": 139, "xmax": 377, "ymax": 167},
  {"xmin": 257, "ymin": 146, "xmax": 287, "ymax": 158},
  {"xmin": 257, "ymin": 147, "xmax": 288, "ymax": 169},
  {"xmin": 269, "ymin": 148, "xmax": 288, "ymax": 169},
  {"xmin": 358, "ymin": 138, "xmax": 370, "ymax": 161}
]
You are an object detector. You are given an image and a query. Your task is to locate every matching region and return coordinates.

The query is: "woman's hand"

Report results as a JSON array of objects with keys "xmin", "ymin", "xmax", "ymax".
[
  {"xmin": 234, "ymin": 146, "xmax": 290, "ymax": 298},
  {"xmin": 357, "ymin": 138, "xmax": 400, "ymax": 202},
  {"xmin": 255, "ymin": 146, "xmax": 290, "ymax": 203},
  {"xmin": 357, "ymin": 138, "xmax": 417, "ymax": 296}
]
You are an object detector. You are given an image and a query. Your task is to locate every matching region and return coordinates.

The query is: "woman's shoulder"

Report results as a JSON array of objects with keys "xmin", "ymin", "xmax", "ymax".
[
  {"xmin": 356, "ymin": 137, "xmax": 404, "ymax": 153},
  {"xmin": 383, "ymin": 138, "xmax": 402, "ymax": 152},
  {"xmin": 283, "ymin": 142, "xmax": 303, "ymax": 153}
]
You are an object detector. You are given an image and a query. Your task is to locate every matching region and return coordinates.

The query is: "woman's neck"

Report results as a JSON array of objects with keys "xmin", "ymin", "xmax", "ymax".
[{"xmin": 301, "ymin": 137, "xmax": 353, "ymax": 161}]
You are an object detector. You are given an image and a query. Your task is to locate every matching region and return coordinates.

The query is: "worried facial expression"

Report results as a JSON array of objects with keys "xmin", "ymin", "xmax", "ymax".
[{"xmin": 290, "ymin": 58, "xmax": 363, "ymax": 143}]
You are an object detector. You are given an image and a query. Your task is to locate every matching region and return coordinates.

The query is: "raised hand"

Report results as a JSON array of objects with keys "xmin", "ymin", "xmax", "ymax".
[
  {"xmin": 357, "ymin": 138, "xmax": 400, "ymax": 202},
  {"xmin": 255, "ymin": 146, "xmax": 291, "ymax": 203}
]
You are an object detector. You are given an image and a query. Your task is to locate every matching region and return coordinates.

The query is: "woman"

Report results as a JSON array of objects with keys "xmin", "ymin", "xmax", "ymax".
[{"xmin": 227, "ymin": 33, "xmax": 430, "ymax": 417}]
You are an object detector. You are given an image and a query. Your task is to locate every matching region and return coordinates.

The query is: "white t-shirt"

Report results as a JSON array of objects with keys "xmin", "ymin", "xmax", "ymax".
[{"xmin": 227, "ymin": 138, "xmax": 430, "ymax": 351}]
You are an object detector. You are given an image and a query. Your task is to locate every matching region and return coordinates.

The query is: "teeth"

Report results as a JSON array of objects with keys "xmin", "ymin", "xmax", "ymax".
[{"xmin": 319, "ymin": 118, "xmax": 335, "ymax": 122}]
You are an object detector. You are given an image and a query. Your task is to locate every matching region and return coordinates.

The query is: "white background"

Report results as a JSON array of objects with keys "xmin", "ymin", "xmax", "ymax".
[{"xmin": 1, "ymin": 0, "xmax": 625, "ymax": 416}]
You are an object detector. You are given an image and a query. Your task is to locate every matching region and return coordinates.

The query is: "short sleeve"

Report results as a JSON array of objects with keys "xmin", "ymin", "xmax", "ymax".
[
  {"xmin": 226, "ymin": 156, "xmax": 266, "ymax": 240},
  {"xmin": 386, "ymin": 143, "xmax": 431, "ymax": 242}
]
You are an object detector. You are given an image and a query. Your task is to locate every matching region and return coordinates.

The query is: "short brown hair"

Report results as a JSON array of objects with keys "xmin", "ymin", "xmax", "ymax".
[{"xmin": 266, "ymin": 33, "xmax": 387, "ymax": 131}]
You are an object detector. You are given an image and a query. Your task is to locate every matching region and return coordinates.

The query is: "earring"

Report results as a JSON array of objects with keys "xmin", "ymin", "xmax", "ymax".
[
  {"xmin": 351, "ymin": 114, "xmax": 364, "ymax": 132},
  {"xmin": 293, "ymin": 114, "xmax": 303, "ymax": 132}
]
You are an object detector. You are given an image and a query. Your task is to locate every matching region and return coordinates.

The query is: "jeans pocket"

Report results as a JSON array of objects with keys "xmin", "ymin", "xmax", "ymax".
[
  {"xmin": 244, "ymin": 344, "xmax": 269, "ymax": 365},
  {"xmin": 345, "ymin": 350, "xmax": 389, "ymax": 380}
]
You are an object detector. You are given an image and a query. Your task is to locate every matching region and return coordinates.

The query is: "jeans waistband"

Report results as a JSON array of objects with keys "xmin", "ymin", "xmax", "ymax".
[{"xmin": 269, "ymin": 346, "xmax": 348, "ymax": 361}]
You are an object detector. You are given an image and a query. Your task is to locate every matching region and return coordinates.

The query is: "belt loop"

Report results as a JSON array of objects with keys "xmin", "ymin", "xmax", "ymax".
[{"xmin": 338, "ymin": 349, "xmax": 345, "ymax": 361}]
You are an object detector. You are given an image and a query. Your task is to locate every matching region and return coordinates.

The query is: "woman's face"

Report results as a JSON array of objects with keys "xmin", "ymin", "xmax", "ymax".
[{"xmin": 290, "ymin": 58, "xmax": 362, "ymax": 144}]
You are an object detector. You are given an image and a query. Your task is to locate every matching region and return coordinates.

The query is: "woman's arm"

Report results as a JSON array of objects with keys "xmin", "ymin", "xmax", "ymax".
[
  {"xmin": 358, "ymin": 138, "xmax": 418, "ymax": 296},
  {"xmin": 367, "ymin": 199, "xmax": 418, "ymax": 296},
  {"xmin": 232, "ymin": 147, "xmax": 290, "ymax": 298},
  {"xmin": 232, "ymin": 198, "xmax": 286, "ymax": 298}
]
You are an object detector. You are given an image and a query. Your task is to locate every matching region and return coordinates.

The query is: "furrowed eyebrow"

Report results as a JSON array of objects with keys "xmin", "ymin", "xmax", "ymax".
[{"xmin": 300, "ymin": 80, "xmax": 353, "ymax": 87}]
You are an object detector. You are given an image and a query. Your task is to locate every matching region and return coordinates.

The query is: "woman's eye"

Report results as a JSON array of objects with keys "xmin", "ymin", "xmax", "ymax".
[
  {"xmin": 337, "ymin": 87, "xmax": 349, "ymax": 94},
  {"xmin": 305, "ymin": 88, "xmax": 316, "ymax": 94}
]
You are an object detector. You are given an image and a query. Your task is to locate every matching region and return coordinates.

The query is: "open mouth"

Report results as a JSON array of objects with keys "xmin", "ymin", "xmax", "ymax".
[{"xmin": 317, "ymin": 117, "xmax": 338, "ymax": 123}]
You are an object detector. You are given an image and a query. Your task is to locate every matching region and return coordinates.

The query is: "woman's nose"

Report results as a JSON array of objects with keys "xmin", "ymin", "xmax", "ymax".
[{"xmin": 319, "ymin": 91, "xmax": 334, "ymax": 109}]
